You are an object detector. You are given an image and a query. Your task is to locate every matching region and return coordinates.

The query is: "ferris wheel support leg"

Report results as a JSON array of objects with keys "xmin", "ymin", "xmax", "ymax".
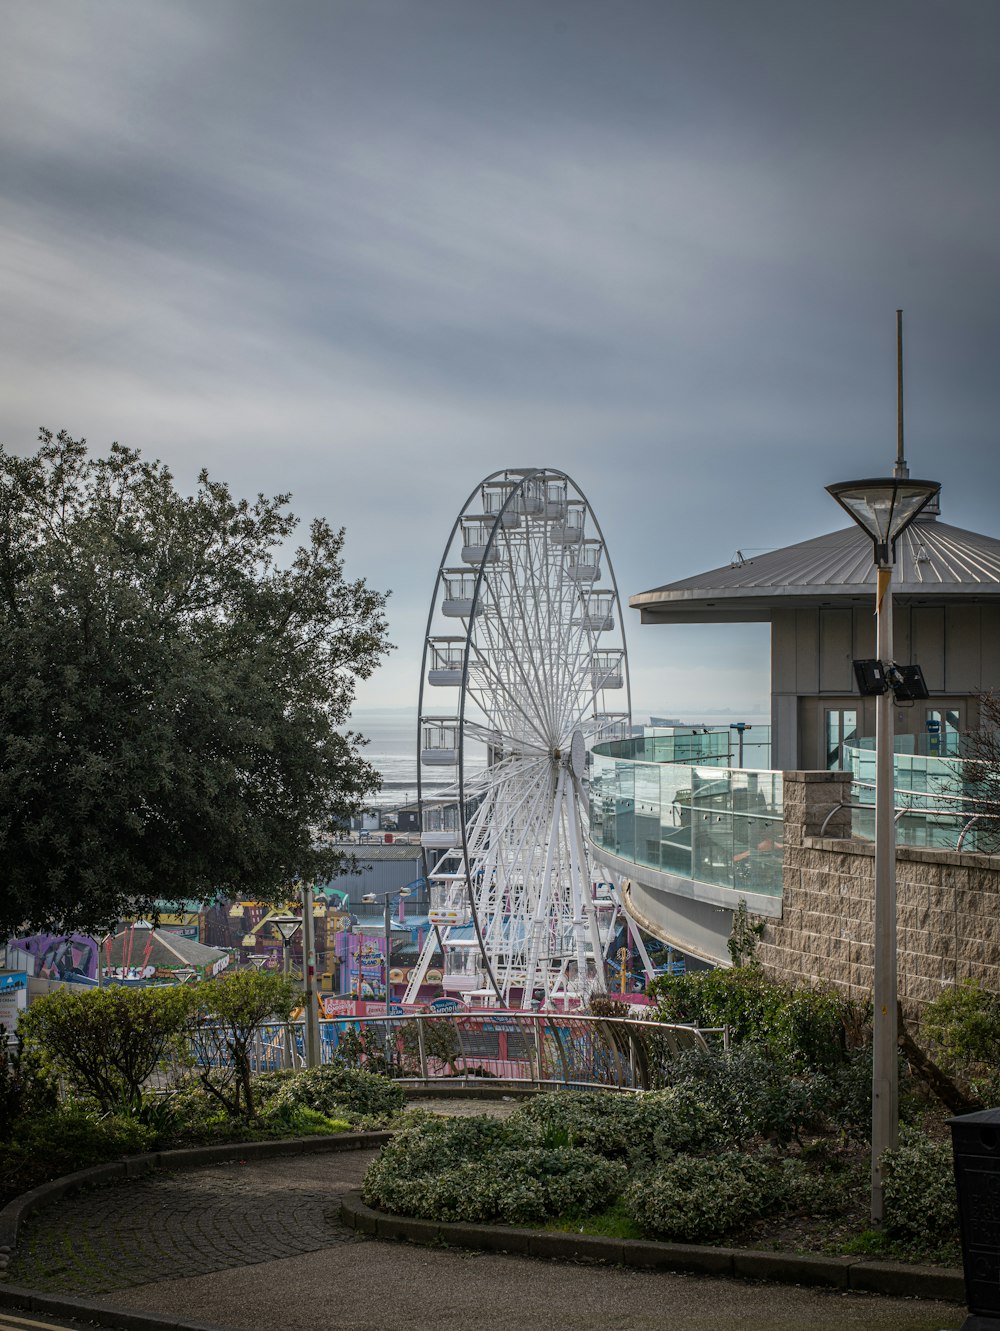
[
  {"xmin": 522, "ymin": 764, "xmax": 565, "ymax": 1009},
  {"xmin": 612, "ymin": 881, "xmax": 657, "ymax": 981},
  {"xmin": 563, "ymin": 789, "xmax": 591, "ymax": 999},
  {"xmin": 570, "ymin": 781, "xmax": 607, "ymax": 993},
  {"xmin": 402, "ymin": 929, "xmax": 440, "ymax": 1005},
  {"xmin": 630, "ymin": 921, "xmax": 656, "ymax": 981}
]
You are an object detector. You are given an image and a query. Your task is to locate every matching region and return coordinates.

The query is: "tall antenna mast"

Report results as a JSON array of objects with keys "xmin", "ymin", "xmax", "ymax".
[{"xmin": 894, "ymin": 309, "xmax": 908, "ymax": 479}]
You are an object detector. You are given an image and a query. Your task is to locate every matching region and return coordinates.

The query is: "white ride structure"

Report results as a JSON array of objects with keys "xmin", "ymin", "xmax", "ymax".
[{"xmin": 406, "ymin": 468, "xmax": 634, "ymax": 1010}]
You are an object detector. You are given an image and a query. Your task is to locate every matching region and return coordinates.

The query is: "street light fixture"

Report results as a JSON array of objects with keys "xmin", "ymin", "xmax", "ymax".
[
  {"xmin": 826, "ymin": 318, "xmax": 940, "ymax": 1225},
  {"xmin": 826, "ymin": 478, "xmax": 940, "ymax": 567},
  {"xmin": 270, "ymin": 915, "xmax": 302, "ymax": 977}
]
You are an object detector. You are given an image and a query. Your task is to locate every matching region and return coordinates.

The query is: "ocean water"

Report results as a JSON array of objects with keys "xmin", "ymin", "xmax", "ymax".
[
  {"xmin": 350, "ymin": 708, "xmax": 473, "ymax": 808},
  {"xmin": 350, "ymin": 708, "xmax": 770, "ymax": 810}
]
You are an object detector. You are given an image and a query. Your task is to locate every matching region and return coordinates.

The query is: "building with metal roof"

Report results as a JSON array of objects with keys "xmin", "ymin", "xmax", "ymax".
[{"xmin": 631, "ymin": 493, "xmax": 1000, "ymax": 768}]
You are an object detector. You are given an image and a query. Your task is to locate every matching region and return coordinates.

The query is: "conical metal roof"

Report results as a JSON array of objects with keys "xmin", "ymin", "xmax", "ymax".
[{"xmin": 631, "ymin": 515, "xmax": 1000, "ymax": 623}]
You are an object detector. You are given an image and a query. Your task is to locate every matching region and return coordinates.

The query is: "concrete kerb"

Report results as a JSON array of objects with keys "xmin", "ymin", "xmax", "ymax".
[
  {"xmin": 0, "ymin": 1282, "xmax": 224, "ymax": 1331},
  {"xmin": 338, "ymin": 1192, "xmax": 968, "ymax": 1305},
  {"xmin": 401, "ymin": 1082, "xmax": 538, "ymax": 1102}
]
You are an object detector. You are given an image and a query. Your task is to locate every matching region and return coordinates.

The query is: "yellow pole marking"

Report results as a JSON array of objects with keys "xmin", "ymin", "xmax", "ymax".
[{"xmin": 0, "ymin": 1313, "xmax": 84, "ymax": 1331}]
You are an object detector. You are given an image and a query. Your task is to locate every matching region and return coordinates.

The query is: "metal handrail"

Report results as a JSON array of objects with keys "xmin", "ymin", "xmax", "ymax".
[
  {"xmin": 818, "ymin": 798, "xmax": 994, "ymax": 846},
  {"xmin": 850, "ymin": 780, "xmax": 995, "ymax": 807},
  {"xmin": 182, "ymin": 1010, "xmax": 729, "ymax": 1093}
]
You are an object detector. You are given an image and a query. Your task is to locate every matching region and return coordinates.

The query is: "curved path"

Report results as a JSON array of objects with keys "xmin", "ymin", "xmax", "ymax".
[{"xmin": 8, "ymin": 1134, "xmax": 961, "ymax": 1331}]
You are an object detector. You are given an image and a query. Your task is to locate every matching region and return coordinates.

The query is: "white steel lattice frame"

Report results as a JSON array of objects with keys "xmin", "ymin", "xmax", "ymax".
[{"xmin": 414, "ymin": 468, "xmax": 632, "ymax": 1009}]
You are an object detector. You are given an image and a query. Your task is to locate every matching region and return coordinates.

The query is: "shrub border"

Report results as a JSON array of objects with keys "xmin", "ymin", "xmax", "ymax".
[
  {"xmin": 0, "ymin": 1130, "xmax": 393, "ymax": 1331},
  {"xmin": 339, "ymin": 1192, "xmax": 966, "ymax": 1305}
]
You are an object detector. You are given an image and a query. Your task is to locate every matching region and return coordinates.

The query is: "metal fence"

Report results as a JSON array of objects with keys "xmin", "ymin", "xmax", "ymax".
[{"xmin": 188, "ymin": 1011, "xmax": 725, "ymax": 1093}]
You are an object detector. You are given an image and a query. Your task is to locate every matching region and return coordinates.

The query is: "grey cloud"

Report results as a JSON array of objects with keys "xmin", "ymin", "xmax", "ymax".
[{"xmin": 2, "ymin": 0, "xmax": 1000, "ymax": 712}]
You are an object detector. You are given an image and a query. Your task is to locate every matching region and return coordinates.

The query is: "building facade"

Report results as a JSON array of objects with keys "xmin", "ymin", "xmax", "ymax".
[{"xmin": 630, "ymin": 493, "xmax": 1000, "ymax": 770}]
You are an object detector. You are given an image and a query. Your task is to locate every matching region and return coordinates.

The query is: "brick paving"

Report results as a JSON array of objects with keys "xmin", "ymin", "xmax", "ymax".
[{"xmin": 8, "ymin": 1151, "xmax": 373, "ymax": 1296}]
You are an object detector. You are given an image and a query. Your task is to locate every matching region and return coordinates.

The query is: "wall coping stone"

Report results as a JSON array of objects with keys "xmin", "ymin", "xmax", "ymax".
[
  {"xmin": 339, "ymin": 1191, "xmax": 966, "ymax": 1304},
  {"xmin": 801, "ymin": 837, "xmax": 1000, "ymax": 870}
]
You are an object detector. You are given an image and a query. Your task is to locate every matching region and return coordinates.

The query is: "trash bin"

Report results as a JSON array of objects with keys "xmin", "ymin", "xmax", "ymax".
[{"xmin": 949, "ymin": 1106, "xmax": 1000, "ymax": 1328}]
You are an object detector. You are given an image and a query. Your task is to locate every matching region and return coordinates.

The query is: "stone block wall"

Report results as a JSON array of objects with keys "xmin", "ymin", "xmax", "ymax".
[{"xmin": 758, "ymin": 771, "xmax": 1000, "ymax": 1014}]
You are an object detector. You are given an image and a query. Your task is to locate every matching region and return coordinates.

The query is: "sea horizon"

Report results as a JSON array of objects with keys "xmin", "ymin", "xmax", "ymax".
[{"xmin": 350, "ymin": 706, "xmax": 771, "ymax": 809}]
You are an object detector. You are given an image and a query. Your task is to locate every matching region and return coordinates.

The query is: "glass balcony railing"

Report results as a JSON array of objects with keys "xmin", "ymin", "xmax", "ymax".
[
  {"xmin": 625, "ymin": 725, "xmax": 772, "ymax": 770},
  {"xmin": 589, "ymin": 741, "xmax": 784, "ymax": 899},
  {"xmin": 845, "ymin": 739, "xmax": 997, "ymax": 852}
]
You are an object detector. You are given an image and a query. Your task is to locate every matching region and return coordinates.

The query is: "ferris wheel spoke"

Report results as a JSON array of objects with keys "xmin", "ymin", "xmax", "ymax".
[
  {"xmin": 462, "ymin": 657, "xmax": 552, "ymax": 751},
  {"xmin": 473, "ymin": 568, "xmax": 553, "ymax": 737}
]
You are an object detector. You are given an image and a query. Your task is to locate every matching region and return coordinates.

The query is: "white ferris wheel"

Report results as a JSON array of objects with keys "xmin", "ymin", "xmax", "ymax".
[{"xmin": 406, "ymin": 468, "xmax": 633, "ymax": 1011}]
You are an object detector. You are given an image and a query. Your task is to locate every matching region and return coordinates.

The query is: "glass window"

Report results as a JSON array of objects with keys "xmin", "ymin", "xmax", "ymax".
[
  {"xmin": 825, "ymin": 709, "xmax": 858, "ymax": 770},
  {"xmin": 926, "ymin": 708, "xmax": 961, "ymax": 756}
]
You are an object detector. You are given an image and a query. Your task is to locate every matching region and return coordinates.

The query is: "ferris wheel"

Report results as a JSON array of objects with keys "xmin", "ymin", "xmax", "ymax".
[{"xmin": 407, "ymin": 468, "xmax": 632, "ymax": 1010}]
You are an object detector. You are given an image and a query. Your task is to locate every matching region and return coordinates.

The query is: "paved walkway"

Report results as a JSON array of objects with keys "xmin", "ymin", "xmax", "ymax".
[
  {"xmin": 9, "ymin": 1153, "xmax": 370, "ymax": 1297},
  {"xmin": 8, "ymin": 1143, "xmax": 962, "ymax": 1331}
]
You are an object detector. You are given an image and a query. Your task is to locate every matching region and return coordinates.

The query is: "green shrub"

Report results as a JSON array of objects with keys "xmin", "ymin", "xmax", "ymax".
[
  {"xmin": 768, "ymin": 1148, "xmax": 858, "ymax": 1219},
  {"xmin": 399, "ymin": 1019, "xmax": 461, "ymax": 1073},
  {"xmin": 922, "ymin": 980, "xmax": 1000, "ymax": 1091},
  {"xmin": 650, "ymin": 969, "xmax": 866, "ymax": 1073},
  {"xmin": 656, "ymin": 1046, "xmax": 843, "ymax": 1145},
  {"xmin": 624, "ymin": 1151, "xmax": 782, "ymax": 1240},
  {"xmin": 640, "ymin": 1086, "xmax": 729, "ymax": 1155},
  {"xmin": 17, "ymin": 985, "xmax": 196, "ymax": 1114},
  {"xmin": 0, "ymin": 1031, "xmax": 56, "ymax": 1140},
  {"xmin": 363, "ymin": 1117, "xmax": 626, "ymax": 1225},
  {"xmin": 269, "ymin": 1065, "xmax": 405, "ymax": 1123},
  {"xmin": 327, "ymin": 1024, "xmax": 391, "ymax": 1076},
  {"xmin": 0, "ymin": 1104, "xmax": 160, "ymax": 1200},
  {"xmin": 257, "ymin": 1102, "xmax": 351, "ymax": 1135},
  {"xmin": 882, "ymin": 1129, "xmax": 959, "ymax": 1250},
  {"xmin": 515, "ymin": 1092, "xmax": 645, "ymax": 1161},
  {"xmin": 513, "ymin": 1087, "xmax": 728, "ymax": 1163},
  {"xmin": 159, "ymin": 1077, "xmax": 353, "ymax": 1143}
]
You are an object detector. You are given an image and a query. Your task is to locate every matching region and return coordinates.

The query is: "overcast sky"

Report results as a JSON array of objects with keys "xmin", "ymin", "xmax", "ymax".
[{"xmin": 3, "ymin": 1, "xmax": 999, "ymax": 721}]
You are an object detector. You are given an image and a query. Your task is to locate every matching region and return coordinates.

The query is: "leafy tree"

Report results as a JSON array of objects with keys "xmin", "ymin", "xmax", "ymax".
[
  {"xmin": 188, "ymin": 970, "xmax": 296, "ymax": 1120},
  {"xmin": 0, "ymin": 429, "xmax": 390, "ymax": 936}
]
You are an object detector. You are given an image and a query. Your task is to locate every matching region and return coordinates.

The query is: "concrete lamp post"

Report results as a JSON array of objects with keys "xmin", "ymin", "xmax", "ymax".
[
  {"xmin": 361, "ymin": 888, "xmax": 413, "ymax": 1017},
  {"xmin": 826, "ymin": 472, "xmax": 940, "ymax": 1222},
  {"xmin": 362, "ymin": 887, "xmax": 413, "ymax": 1075}
]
